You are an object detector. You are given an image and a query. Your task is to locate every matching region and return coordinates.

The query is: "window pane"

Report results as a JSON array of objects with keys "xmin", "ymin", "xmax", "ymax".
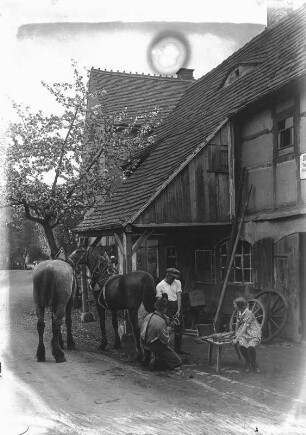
[
  {"xmin": 236, "ymin": 241, "xmax": 242, "ymax": 254},
  {"xmin": 235, "ymin": 269, "xmax": 242, "ymax": 282},
  {"xmin": 221, "ymin": 255, "xmax": 227, "ymax": 267},
  {"xmin": 244, "ymin": 270, "xmax": 251, "ymax": 283},
  {"xmin": 285, "ymin": 116, "xmax": 293, "ymax": 128},
  {"xmin": 234, "ymin": 256, "xmax": 242, "ymax": 268},
  {"xmin": 244, "ymin": 255, "xmax": 251, "ymax": 268},
  {"xmin": 166, "ymin": 246, "xmax": 177, "ymax": 268},
  {"xmin": 279, "ymin": 128, "xmax": 293, "ymax": 148}
]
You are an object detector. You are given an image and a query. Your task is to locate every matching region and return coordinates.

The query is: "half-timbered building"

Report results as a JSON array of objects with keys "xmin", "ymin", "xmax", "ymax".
[{"xmin": 77, "ymin": 5, "xmax": 306, "ymax": 342}]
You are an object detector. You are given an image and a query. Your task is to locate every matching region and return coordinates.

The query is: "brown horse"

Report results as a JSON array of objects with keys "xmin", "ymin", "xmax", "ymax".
[
  {"xmin": 33, "ymin": 250, "xmax": 85, "ymax": 363},
  {"xmin": 70, "ymin": 246, "xmax": 156, "ymax": 360}
]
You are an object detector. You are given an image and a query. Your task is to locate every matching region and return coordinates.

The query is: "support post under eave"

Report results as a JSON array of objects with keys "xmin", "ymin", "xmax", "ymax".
[
  {"xmin": 121, "ymin": 228, "xmax": 133, "ymax": 334},
  {"xmin": 79, "ymin": 237, "xmax": 95, "ymax": 322},
  {"xmin": 123, "ymin": 230, "xmax": 133, "ymax": 274}
]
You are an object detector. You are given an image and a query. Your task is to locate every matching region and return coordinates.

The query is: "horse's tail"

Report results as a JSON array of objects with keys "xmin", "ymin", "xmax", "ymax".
[
  {"xmin": 33, "ymin": 267, "xmax": 56, "ymax": 309},
  {"xmin": 142, "ymin": 272, "xmax": 156, "ymax": 313}
]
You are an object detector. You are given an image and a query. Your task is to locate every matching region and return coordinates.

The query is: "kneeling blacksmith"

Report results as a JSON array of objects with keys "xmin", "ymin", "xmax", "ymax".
[
  {"xmin": 156, "ymin": 268, "xmax": 188, "ymax": 355},
  {"xmin": 141, "ymin": 296, "xmax": 182, "ymax": 371}
]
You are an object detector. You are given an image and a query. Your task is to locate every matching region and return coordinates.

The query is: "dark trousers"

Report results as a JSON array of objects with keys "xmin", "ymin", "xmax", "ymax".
[
  {"xmin": 147, "ymin": 339, "xmax": 182, "ymax": 370},
  {"xmin": 167, "ymin": 301, "xmax": 184, "ymax": 351}
]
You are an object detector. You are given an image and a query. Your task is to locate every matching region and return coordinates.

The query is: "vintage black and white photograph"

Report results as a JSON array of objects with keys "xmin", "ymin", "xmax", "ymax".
[{"xmin": 0, "ymin": 0, "xmax": 305, "ymax": 433}]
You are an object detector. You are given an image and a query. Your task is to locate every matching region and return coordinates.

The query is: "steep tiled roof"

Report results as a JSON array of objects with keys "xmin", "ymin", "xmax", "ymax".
[
  {"xmin": 78, "ymin": 6, "xmax": 306, "ymax": 233},
  {"xmin": 90, "ymin": 68, "xmax": 194, "ymax": 123}
]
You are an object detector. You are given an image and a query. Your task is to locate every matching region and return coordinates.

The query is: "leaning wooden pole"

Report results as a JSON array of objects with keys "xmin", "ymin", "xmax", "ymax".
[{"xmin": 213, "ymin": 185, "xmax": 253, "ymax": 331}]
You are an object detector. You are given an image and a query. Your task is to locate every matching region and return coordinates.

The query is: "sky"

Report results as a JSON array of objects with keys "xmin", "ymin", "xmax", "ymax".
[{"xmin": 0, "ymin": 0, "xmax": 305, "ymax": 122}]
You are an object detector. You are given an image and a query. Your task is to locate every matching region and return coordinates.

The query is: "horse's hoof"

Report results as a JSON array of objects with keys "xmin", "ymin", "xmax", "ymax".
[
  {"xmin": 36, "ymin": 356, "xmax": 46, "ymax": 362},
  {"xmin": 55, "ymin": 356, "xmax": 66, "ymax": 363}
]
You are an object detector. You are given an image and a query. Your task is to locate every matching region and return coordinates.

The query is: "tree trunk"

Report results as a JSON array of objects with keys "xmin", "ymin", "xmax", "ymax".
[{"xmin": 42, "ymin": 223, "xmax": 59, "ymax": 258}]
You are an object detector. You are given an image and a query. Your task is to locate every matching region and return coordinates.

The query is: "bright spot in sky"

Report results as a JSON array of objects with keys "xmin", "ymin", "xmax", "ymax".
[{"xmin": 150, "ymin": 36, "xmax": 187, "ymax": 75}]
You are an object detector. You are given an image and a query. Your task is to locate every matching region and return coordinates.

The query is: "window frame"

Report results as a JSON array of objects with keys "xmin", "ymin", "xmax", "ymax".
[
  {"xmin": 165, "ymin": 246, "xmax": 177, "ymax": 269},
  {"xmin": 275, "ymin": 104, "xmax": 296, "ymax": 158},
  {"xmin": 219, "ymin": 239, "xmax": 252, "ymax": 284}
]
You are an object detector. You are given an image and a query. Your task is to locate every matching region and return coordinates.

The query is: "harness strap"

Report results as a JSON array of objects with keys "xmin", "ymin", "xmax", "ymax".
[{"xmin": 97, "ymin": 283, "xmax": 109, "ymax": 310}]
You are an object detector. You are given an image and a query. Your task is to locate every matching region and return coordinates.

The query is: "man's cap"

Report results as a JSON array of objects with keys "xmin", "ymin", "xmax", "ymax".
[
  {"xmin": 166, "ymin": 267, "xmax": 180, "ymax": 278},
  {"xmin": 154, "ymin": 297, "xmax": 168, "ymax": 310}
]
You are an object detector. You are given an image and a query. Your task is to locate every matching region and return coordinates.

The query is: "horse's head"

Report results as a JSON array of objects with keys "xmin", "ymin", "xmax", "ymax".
[{"xmin": 68, "ymin": 246, "xmax": 87, "ymax": 268}]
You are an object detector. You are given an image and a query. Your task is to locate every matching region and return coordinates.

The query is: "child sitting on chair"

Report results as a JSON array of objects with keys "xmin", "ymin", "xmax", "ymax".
[{"xmin": 232, "ymin": 297, "xmax": 261, "ymax": 373}]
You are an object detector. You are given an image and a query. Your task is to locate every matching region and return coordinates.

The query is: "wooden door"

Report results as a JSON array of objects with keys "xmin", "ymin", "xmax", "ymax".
[
  {"xmin": 274, "ymin": 233, "xmax": 301, "ymax": 342},
  {"xmin": 252, "ymin": 238, "xmax": 274, "ymax": 290}
]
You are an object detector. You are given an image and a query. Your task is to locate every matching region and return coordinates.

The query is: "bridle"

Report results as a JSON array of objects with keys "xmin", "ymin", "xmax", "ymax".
[{"xmin": 68, "ymin": 246, "xmax": 88, "ymax": 270}]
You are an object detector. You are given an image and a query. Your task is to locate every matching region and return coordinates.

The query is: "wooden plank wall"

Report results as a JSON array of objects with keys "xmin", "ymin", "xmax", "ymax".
[{"xmin": 135, "ymin": 125, "xmax": 230, "ymax": 224}]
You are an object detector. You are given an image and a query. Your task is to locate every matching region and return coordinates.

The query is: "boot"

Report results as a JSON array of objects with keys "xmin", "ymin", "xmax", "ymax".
[
  {"xmin": 249, "ymin": 347, "xmax": 260, "ymax": 373},
  {"xmin": 174, "ymin": 333, "xmax": 189, "ymax": 355},
  {"xmin": 239, "ymin": 346, "xmax": 251, "ymax": 372}
]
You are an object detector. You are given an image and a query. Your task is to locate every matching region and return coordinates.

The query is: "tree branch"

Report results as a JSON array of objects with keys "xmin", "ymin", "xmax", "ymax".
[
  {"xmin": 66, "ymin": 136, "xmax": 106, "ymax": 200},
  {"xmin": 51, "ymin": 108, "xmax": 79, "ymax": 196},
  {"xmin": 23, "ymin": 202, "xmax": 45, "ymax": 225}
]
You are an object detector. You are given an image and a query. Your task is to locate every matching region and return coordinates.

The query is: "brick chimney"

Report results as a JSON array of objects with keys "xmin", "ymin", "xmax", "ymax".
[
  {"xmin": 267, "ymin": 0, "xmax": 293, "ymax": 28},
  {"xmin": 176, "ymin": 68, "xmax": 194, "ymax": 80}
]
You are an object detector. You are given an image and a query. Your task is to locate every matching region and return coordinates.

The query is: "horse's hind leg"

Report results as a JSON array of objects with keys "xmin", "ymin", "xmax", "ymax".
[
  {"xmin": 128, "ymin": 308, "xmax": 142, "ymax": 361},
  {"xmin": 112, "ymin": 311, "xmax": 121, "ymax": 349},
  {"xmin": 36, "ymin": 306, "xmax": 46, "ymax": 362},
  {"xmin": 51, "ymin": 307, "xmax": 66, "ymax": 363},
  {"xmin": 65, "ymin": 295, "xmax": 76, "ymax": 350},
  {"xmin": 59, "ymin": 328, "xmax": 64, "ymax": 349}
]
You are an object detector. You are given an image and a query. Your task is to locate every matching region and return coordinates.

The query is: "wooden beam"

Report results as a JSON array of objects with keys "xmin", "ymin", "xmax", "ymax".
[
  {"xmin": 123, "ymin": 232, "xmax": 132, "ymax": 274},
  {"xmin": 132, "ymin": 229, "xmax": 154, "ymax": 255},
  {"xmin": 79, "ymin": 263, "xmax": 94, "ymax": 323},
  {"xmin": 133, "ymin": 222, "xmax": 232, "ymax": 228},
  {"xmin": 227, "ymin": 121, "xmax": 235, "ymax": 219},
  {"xmin": 89, "ymin": 236, "xmax": 102, "ymax": 247},
  {"xmin": 114, "ymin": 232, "xmax": 124, "ymax": 255},
  {"xmin": 75, "ymin": 229, "xmax": 121, "ymax": 237}
]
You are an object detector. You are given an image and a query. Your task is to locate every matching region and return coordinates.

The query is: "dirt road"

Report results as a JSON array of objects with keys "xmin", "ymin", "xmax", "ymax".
[{"xmin": 0, "ymin": 271, "xmax": 305, "ymax": 435}]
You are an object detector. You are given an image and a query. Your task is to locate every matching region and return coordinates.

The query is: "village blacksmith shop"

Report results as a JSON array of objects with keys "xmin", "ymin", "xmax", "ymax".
[{"xmin": 76, "ymin": 5, "xmax": 306, "ymax": 344}]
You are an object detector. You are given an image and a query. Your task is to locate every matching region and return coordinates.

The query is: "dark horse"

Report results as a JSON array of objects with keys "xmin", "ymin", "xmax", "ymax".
[
  {"xmin": 70, "ymin": 246, "xmax": 156, "ymax": 359},
  {"xmin": 33, "ymin": 250, "xmax": 85, "ymax": 363}
]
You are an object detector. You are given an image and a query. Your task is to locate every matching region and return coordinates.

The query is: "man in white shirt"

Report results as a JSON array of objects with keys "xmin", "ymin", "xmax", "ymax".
[{"xmin": 156, "ymin": 268, "xmax": 189, "ymax": 355}]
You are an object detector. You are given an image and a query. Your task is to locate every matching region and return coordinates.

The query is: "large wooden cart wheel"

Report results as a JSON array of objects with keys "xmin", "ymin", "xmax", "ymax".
[
  {"xmin": 230, "ymin": 298, "xmax": 265, "ymax": 332},
  {"xmin": 255, "ymin": 290, "xmax": 288, "ymax": 343}
]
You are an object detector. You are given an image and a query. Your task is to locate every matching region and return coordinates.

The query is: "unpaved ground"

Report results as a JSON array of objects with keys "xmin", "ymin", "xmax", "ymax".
[{"xmin": 0, "ymin": 270, "xmax": 305, "ymax": 435}]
